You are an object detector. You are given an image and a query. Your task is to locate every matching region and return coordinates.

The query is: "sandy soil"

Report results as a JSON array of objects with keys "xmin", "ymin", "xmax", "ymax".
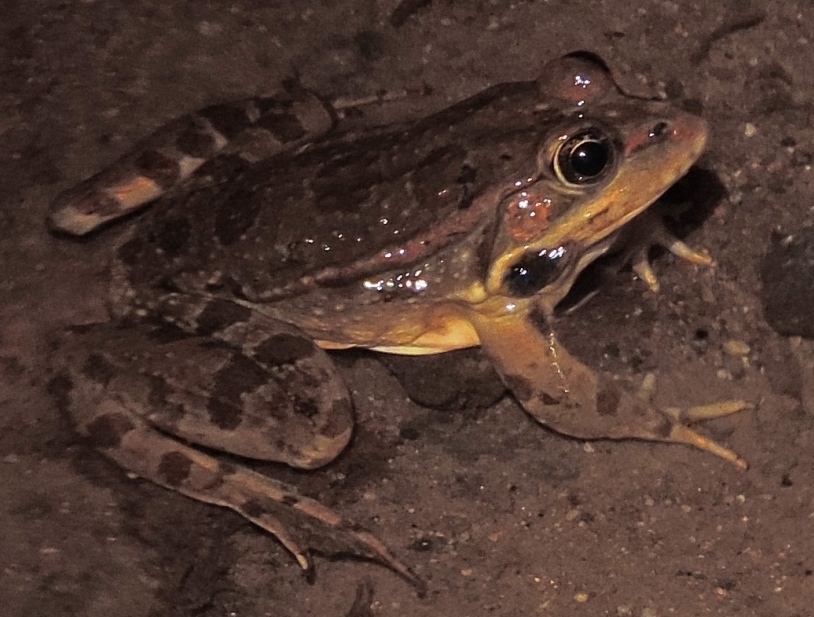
[{"xmin": 1, "ymin": 1, "xmax": 813, "ymax": 616}]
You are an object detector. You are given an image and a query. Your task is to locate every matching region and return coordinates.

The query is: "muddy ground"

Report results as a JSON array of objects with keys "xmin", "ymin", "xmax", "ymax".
[{"xmin": 1, "ymin": 1, "xmax": 813, "ymax": 616}]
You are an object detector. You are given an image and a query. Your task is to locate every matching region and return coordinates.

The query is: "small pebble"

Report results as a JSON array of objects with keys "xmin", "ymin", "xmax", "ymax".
[{"xmin": 723, "ymin": 340, "xmax": 751, "ymax": 356}]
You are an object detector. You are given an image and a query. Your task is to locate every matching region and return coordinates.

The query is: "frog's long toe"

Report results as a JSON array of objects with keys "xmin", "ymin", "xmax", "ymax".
[
  {"xmin": 658, "ymin": 399, "xmax": 752, "ymax": 470},
  {"xmin": 664, "ymin": 423, "xmax": 748, "ymax": 471},
  {"xmin": 626, "ymin": 211, "xmax": 715, "ymax": 293},
  {"xmin": 224, "ymin": 463, "xmax": 427, "ymax": 594}
]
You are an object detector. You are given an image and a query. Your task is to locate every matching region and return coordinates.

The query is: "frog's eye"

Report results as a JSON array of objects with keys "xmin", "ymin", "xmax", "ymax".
[
  {"xmin": 504, "ymin": 246, "xmax": 567, "ymax": 297},
  {"xmin": 553, "ymin": 128, "xmax": 614, "ymax": 186}
]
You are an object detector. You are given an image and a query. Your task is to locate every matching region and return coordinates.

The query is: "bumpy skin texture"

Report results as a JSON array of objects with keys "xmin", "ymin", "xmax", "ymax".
[{"xmin": 48, "ymin": 53, "xmax": 747, "ymax": 588}]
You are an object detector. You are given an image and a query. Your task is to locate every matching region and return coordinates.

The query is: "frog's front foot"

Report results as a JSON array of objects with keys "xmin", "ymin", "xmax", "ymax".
[
  {"xmin": 471, "ymin": 313, "xmax": 752, "ymax": 469},
  {"xmin": 616, "ymin": 209, "xmax": 715, "ymax": 293},
  {"xmin": 657, "ymin": 399, "xmax": 752, "ymax": 470}
]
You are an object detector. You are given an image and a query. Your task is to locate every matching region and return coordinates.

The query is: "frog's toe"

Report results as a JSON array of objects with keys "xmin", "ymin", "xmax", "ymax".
[
  {"xmin": 623, "ymin": 210, "xmax": 715, "ymax": 293},
  {"xmin": 634, "ymin": 374, "xmax": 751, "ymax": 469},
  {"xmin": 656, "ymin": 398, "xmax": 752, "ymax": 470},
  {"xmin": 664, "ymin": 423, "xmax": 748, "ymax": 471},
  {"xmin": 630, "ymin": 245, "xmax": 662, "ymax": 293},
  {"xmin": 225, "ymin": 462, "xmax": 427, "ymax": 594},
  {"xmin": 661, "ymin": 399, "xmax": 755, "ymax": 423}
]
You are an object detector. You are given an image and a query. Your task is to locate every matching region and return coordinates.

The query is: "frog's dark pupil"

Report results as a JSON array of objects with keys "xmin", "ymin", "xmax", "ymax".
[
  {"xmin": 556, "ymin": 128, "xmax": 613, "ymax": 185},
  {"xmin": 570, "ymin": 140, "xmax": 608, "ymax": 178},
  {"xmin": 504, "ymin": 247, "xmax": 565, "ymax": 297}
]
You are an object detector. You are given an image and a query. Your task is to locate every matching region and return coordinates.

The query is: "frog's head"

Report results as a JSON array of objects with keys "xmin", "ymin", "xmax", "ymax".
[{"xmin": 481, "ymin": 53, "xmax": 708, "ymax": 316}]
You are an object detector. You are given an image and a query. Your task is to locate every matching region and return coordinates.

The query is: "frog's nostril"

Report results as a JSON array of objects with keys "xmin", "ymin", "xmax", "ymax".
[{"xmin": 649, "ymin": 121, "xmax": 669, "ymax": 139}]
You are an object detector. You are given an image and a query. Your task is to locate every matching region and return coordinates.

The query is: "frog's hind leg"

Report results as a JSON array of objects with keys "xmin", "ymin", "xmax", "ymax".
[
  {"xmin": 48, "ymin": 83, "xmax": 336, "ymax": 236},
  {"xmin": 77, "ymin": 411, "xmax": 422, "ymax": 591},
  {"xmin": 53, "ymin": 321, "xmax": 423, "ymax": 592}
]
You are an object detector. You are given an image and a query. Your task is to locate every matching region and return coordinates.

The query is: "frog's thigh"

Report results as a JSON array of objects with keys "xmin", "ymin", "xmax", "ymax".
[{"xmin": 61, "ymin": 322, "xmax": 353, "ymax": 470}]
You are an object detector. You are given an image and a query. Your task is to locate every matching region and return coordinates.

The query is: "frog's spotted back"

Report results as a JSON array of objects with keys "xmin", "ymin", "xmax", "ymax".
[{"xmin": 48, "ymin": 84, "xmax": 335, "ymax": 236}]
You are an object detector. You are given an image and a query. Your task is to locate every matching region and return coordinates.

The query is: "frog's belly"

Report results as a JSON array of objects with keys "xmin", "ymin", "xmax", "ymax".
[{"xmin": 314, "ymin": 306, "xmax": 482, "ymax": 356}]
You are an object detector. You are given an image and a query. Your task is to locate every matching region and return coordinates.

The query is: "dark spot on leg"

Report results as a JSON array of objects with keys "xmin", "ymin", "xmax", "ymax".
[
  {"xmin": 652, "ymin": 415, "xmax": 673, "ymax": 439},
  {"xmin": 134, "ymin": 150, "xmax": 181, "ymax": 188},
  {"xmin": 157, "ymin": 451, "xmax": 193, "ymax": 486},
  {"xmin": 176, "ymin": 123, "xmax": 219, "ymax": 158},
  {"xmin": 596, "ymin": 384, "xmax": 621, "ymax": 416},
  {"xmin": 540, "ymin": 392, "xmax": 560, "ymax": 405},
  {"xmin": 151, "ymin": 216, "xmax": 191, "ymax": 255},
  {"xmin": 214, "ymin": 187, "xmax": 262, "ymax": 245},
  {"xmin": 117, "ymin": 236, "xmax": 148, "ymax": 268},
  {"xmin": 46, "ymin": 373, "xmax": 73, "ymax": 413},
  {"xmin": 219, "ymin": 461, "xmax": 238, "ymax": 476},
  {"xmin": 195, "ymin": 299, "xmax": 252, "ymax": 335},
  {"xmin": 281, "ymin": 494, "xmax": 299, "ymax": 507},
  {"xmin": 321, "ymin": 398, "xmax": 353, "ymax": 439},
  {"xmin": 504, "ymin": 373, "xmax": 535, "ymax": 403},
  {"xmin": 208, "ymin": 355, "xmax": 269, "ymax": 430},
  {"xmin": 82, "ymin": 353, "xmax": 117, "ymax": 385},
  {"xmin": 198, "ymin": 103, "xmax": 254, "ymax": 140},
  {"xmin": 253, "ymin": 332, "xmax": 314, "ymax": 366},
  {"xmin": 256, "ymin": 110, "xmax": 306, "ymax": 143},
  {"xmin": 294, "ymin": 398, "xmax": 320, "ymax": 420},
  {"xmin": 84, "ymin": 413, "xmax": 136, "ymax": 449},
  {"xmin": 242, "ymin": 497, "xmax": 269, "ymax": 519},
  {"xmin": 145, "ymin": 323, "xmax": 190, "ymax": 345},
  {"xmin": 145, "ymin": 374, "xmax": 185, "ymax": 424}
]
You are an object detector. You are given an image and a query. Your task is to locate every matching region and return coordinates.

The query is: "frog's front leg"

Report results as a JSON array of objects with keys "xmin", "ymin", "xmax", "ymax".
[
  {"xmin": 468, "ymin": 310, "xmax": 750, "ymax": 469},
  {"xmin": 52, "ymin": 311, "xmax": 423, "ymax": 591}
]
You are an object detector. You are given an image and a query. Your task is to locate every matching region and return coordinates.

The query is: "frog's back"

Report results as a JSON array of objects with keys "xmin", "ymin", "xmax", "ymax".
[{"xmin": 116, "ymin": 80, "xmax": 554, "ymax": 302}]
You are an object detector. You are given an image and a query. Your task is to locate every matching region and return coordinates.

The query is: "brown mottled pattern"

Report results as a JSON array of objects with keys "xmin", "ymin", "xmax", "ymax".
[
  {"xmin": 207, "ymin": 355, "xmax": 270, "ymax": 430},
  {"xmin": 134, "ymin": 149, "xmax": 181, "ymax": 188},
  {"xmin": 84, "ymin": 413, "xmax": 136, "ymax": 449},
  {"xmin": 157, "ymin": 451, "xmax": 193, "ymax": 486}
]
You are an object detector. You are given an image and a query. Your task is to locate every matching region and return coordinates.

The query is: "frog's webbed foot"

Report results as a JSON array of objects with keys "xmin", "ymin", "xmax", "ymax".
[
  {"xmin": 636, "ymin": 374, "xmax": 752, "ymax": 469},
  {"xmin": 623, "ymin": 210, "xmax": 714, "ymax": 293}
]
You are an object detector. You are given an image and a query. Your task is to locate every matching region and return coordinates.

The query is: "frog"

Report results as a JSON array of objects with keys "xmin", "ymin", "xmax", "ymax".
[{"xmin": 48, "ymin": 52, "xmax": 750, "ymax": 589}]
